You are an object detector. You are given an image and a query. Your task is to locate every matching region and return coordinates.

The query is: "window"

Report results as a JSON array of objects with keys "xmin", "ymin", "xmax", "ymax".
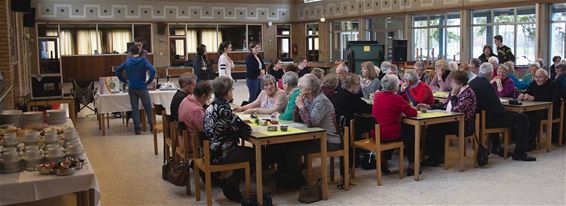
[
  {"xmin": 472, "ymin": 6, "xmax": 536, "ymax": 65},
  {"xmin": 366, "ymin": 16, "xmax": 405, "ymax": 61},
  {"xmin": 277, "ymin": 25, "xmax": 291, "ymax": 59},
  {"xmin": 412, "ymin": 13, "xmax": 461, "ymax": 61},
  {"xmin": 551, "ymin": 3, "xmax": 566, "ymax": 61},
  {"xmin": 306, "ymin": 23, "xmax": 319, "ymax": 61},
  {"xmin": 331, "ymin": 20, "xmax": 359, "ymax": 61}
]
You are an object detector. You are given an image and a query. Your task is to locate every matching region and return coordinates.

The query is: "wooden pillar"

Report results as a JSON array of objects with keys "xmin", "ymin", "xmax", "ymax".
[
  {"xmin": 535, "ymin": 3, "xmax": 549, "ymax": 64},
  {"xmin": 460, "ymin": 9, "xmax": 471, "ymax": 63}
]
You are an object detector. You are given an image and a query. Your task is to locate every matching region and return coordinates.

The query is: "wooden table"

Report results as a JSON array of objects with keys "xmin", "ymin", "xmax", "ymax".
[
  {"xmin": 239, "ymin": 114, "xmax": 328, "ymax": 205},
  {"xmin": 27, "ymin": 97, "xmax": 77, "ymax": 126},
  {"xmin": 402, "ymin": 110, "xmax": 465, "ymax": 181},
  {"xmin": 501, "ymin": 99, "xmax": 553, "ymax": 152}
]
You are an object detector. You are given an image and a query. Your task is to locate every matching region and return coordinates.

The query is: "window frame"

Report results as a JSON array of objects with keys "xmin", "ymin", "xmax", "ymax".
[
  {"xmin": 411, "ymin": 12, "xmax": 461, "ymax": 62},
  {"xmin": 550, "ymin": 3, "xmax": 566, "ymax": 64}
]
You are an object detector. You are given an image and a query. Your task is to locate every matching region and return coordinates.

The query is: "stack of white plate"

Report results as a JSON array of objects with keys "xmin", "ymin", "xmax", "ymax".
[
  {"xmin": 22, "ymin": 111, "xmax": 44, "ymax": 127},
  {"xmin": 47, "ymin": 109, "xmax": 67, "ymax": 125},
  {"xmin": 0, "ymin": 110, "xmax": 22, "ymax": 128}
]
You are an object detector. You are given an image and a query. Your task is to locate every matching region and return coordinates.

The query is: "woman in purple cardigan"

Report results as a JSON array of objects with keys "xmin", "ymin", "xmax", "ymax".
[{"xmin": 491, "ymin": 64, "xmax": 516, "ymax": 98}]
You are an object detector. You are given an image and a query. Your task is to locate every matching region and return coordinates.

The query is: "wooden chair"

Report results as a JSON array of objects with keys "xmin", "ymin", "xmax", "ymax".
[
  {"xmin": 444, "ymin": 113, "xmax": 480, "ymax": 169},
  {"xmin": 480, "ymin": 110, "xmax": 511, "ymax": 159},
  {"xmin": 353, "ymin": 124, "xmax": 404, "ymax": 186},
  {"xmin": 163, "ymin": 118, "xmax": 175, "ymax": 163},
  {"xmin": 170, "ymin": 130, "xmax": 192, "ymax": 195},
  {"xmin": 151, "ymin": 105, "xmax": 166, "ymax": 155},
  {"xmin": 305, "ymin": 121, "xmax": 350, "ymax": 190},
  {"xmin": 540, "ymin": 99, "xmax": 565, "ymax": 147},
  {"xmin": 193, "ymin": 140, "xmax": 251, "ymax": 206}
]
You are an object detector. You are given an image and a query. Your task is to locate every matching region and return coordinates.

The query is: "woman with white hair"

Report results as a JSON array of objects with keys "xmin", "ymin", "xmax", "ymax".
[
  {"xmin": 278, "ymin": 71, "xmax": 300, "ymax": 121},
  {"xmin": 414, "ymin": 61, "xmax": 432, "ymax": 84},
  {"xmin": 401, "ymin": 69, "xmax": 434, "ymax": 106},
  {"xmin": 235, "ymin": 74, "xmax": 288, "ymax": 114},
  {"xmin": 488, "ymin": 56, "xmax": 499, "ymax": 76},
  {"xmin": 275, "ymin": 74, "xmax": 341, "ymax": 188},
  {"xmin": 447, "ymin": 61, "xmax": 459, "ymax": 72},
  {"xmin": 509, "ymin": 62, "xmax": 538, "ymax": 90},
  {"xmin": 372, "ymin": 74, "xmax": 419, "ymax": 175}
]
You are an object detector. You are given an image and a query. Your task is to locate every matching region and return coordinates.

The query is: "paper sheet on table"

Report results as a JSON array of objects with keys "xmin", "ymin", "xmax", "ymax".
[
  {"xmin": 417, "ymin": 111, "xmax": 452, "ymax": 118},
  {"xmin": 256, "ymin": 127, "xmax": 306, "ymax": 136}
]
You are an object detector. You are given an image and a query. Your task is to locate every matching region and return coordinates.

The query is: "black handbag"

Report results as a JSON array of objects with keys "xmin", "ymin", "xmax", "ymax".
[
  {"xmin": 161, "ymin": 134, "xmax": 189, "ymax": 186},
  {"xmin": 298, "ymin": 178, "xmax": 322, "ymax": 204},
  {"xmin": 474, "ymin": 135, "xmax": 489, "ymax": 167},
  {"xmin": 240, "ymin": 192, "xmax": 273, "ymax": 206}
]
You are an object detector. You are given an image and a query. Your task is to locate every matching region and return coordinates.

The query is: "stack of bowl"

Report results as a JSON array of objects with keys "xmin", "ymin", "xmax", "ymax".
[
  {"xmin": 47, "ymin": 109, "xmax": 67, "ymax": 125},
  {"xmin": 22, "ymin": 111, "xmax": 44, "ymax": 128},
  {"xmin": 0, "ymin": 110, "xmax": 22, "ymax": 128}
]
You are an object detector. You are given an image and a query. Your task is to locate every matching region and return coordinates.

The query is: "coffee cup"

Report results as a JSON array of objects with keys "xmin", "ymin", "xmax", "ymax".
[
  {"xmin": 43, "ymin": 132, "xmax": 59, "ymax": 144},
  {"xmin": 3, "ymin": 133, "xmax": 18, "ymax": 146},
  {"xmin": 280, "ymin": 125, "xmax": 288, "ymax": 131}
]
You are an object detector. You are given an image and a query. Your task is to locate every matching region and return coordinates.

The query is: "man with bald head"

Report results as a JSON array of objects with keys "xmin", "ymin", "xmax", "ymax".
[{"xmin": 518, "ymin": 69, "xmax": 559, "ymax": 150}]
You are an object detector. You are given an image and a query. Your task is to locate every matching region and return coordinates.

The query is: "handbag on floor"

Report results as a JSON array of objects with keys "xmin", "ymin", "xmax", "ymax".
[
  {"xmin": 162, "ymin": 135, "xmax": 189, "ymax": 186},
  {"xmin": 298, "ymin": 178, "xmax": 322, "ymax": 204},
  {"xmin": 474, "ymin": 134, "xmax": 489, "ymax": 167},
  {"xmin": 240, "ymin": 192, "xmax": 273, "ymax": 206}
]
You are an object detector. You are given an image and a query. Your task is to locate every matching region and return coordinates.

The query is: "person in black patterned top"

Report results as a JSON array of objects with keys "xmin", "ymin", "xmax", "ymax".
[{"xmin": 204, "ymin": 76, "xmax": 254, "ymax": 202}]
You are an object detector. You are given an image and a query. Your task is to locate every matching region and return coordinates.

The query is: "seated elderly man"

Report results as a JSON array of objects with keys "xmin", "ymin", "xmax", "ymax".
[
  {"xmin": 414, "ymin": 61, "xmax": 431, "ymax": 85},
  {"xmin": 400, "ymin": 69, "xmax": 435, "ymax": 106},
  {"xmin": 235, "ymin": 74, "xmax": 288, "ymax": 114},
  {"xmin": 335, "ymin": 63, "xmax": 349, "ymax": 92},
  {"xmin": 469, "ymin": 58, "xmax": 481, "ymax": 75},
  {"xmin": 518, "ymin": 69, "xmax": 559, "ymax": 150},
  {"xmin": 170, "ymin": 72, "xmax": 196, "ymax": 121},
  {"xmin": 278, "ymin": 71, "xmax": 300, "ymax": 121},
  {"xmin": 469, "ymin": 63, "xmax": 535, "ymax": 161}
]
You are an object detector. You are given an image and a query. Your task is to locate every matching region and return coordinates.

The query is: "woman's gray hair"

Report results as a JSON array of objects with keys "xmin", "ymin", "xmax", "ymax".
[
  {"xmin": 478, "ymin": 62, "xmax": 493, "ymax": 78},
  {"xmin": 282, "ymin": 71, "xmax": 299, "ymax": 88},
  {"xmin": 322, "ymin": 74, "xmax": 339, "ymax": 89},
  {"xmin": 414, "ymin": 61, "xmax": 425, "ymax": 70},
  {"xmin": 403, "ymin": 69, "xmax": 418, "ymax": 83},
  {"xmin": 311, "ymin": 68, "xmax": 325, "ymax": 79},
  {"xmin": 299, "ymin": 74, "xmax": 321, "ymax": 95},
  {"xmin": 341, "ymin": 73, "xmax": 360, "ymax": 90},
  {"xmin": 261, "ymin": 74, "xmax": 277, "ymax": 89},
  {"xmin": 380, "ymin": 61, "xmax": 392, "ymax": 72},
  {"xmin": 212, "ymin": 76, "xmax": 233, "ymax": 98},
  {"xmin": 488, "ymin": 56, "xmax": 499, "ymax": 65},
  {"xmin": 448, "ymin": 61, "xmax": 459, "ymax": 72},
  {"xmin": 381, "ymin": 74, "xmax": 400, "ymax": 92},
  {"xmin": 529, "ymin": 62, "xmax": 541, "ymax": 69}
]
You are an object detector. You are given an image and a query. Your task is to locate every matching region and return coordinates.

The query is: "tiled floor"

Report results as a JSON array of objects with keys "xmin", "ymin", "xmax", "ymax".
[{"xmin": 25, "ymin": 81, "xmax": 566, "ymax": 205}]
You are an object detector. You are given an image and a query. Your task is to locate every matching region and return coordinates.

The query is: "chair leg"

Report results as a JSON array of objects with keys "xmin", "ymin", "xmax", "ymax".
[
  {"xmin": 351, "ymin": 148, "xmax": 356, "ymax": 179},
  {"xmin": 376, "ymin": 151, "xmax": 382, "ymax": 186},
  {"xmin": 195, "ymin": 168, "xmax": 201, "ymax": 201},
  {"xmin": 472, "ymin": 137, "xmax": 478, "ymax": 168},
  {"xmin": 444, "ymin": 137, "xmax": 451, "ymax": 170},
  {"xmin": 503, "ymin": 132, "xmax": 509, "ymax": 160},
  {"xmin": 330, "ymin": 157, "xmax": 335, "ymax": 182},
  {"xmin": 306, "ymin": 155, "xmax": 313, "ymax": 185},
  {"xmin": 153, "ymin": 130, "xmax": 158, "ymax": 155},
  {"xmin": 399, "ymin": 148, "xmax": 405, "ymax": 179},
  {"xmin": 205, "ymin": 171, "xmax": 212, "ymax": 206},
  {"xmin": 244, "ymin": 166, "xmax": 251, "ymax": 197},
  {"xmin": 186, "ymin": 167, "xmax": 191, "ymax": 195},
  {"xmin": 343, "ymin": 154, "xmax": 350, "ymax": 190},
  {"xmin": 559, "ymin": 121, "xmax": 564, "ymax": 146}
]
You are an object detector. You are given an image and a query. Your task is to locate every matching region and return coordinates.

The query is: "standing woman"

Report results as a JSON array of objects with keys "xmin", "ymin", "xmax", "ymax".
[
  {"xmin": 218, "ymin": 42, "xmax": 234, "ymax": 80},
  {"xmin": 193, "ymin": 44, "xmax": 213, "ymax": 82},
  {"xmin": 245, "ymin": 41, "xmax": 264, "ymax": 102}
]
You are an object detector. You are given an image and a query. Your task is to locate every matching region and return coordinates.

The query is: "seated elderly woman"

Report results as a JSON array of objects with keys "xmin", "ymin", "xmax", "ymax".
[
  {"xmin": 333, "ymin": 73, "xmax": 372, "ymax": 120},
  {"xmin": 510, "ymin": 62, "xmax": 538, "ymax": 90},
  {"xmin": 490, "ymin": 64, "xmax": 516, "ymax": 98},
  {"xmin": 448, "ymin": 61, "xmax": 459, "ymax": 72},
  {"xmin": 372, "ymin": 74, "xmax": 418, "ymax": 175},
  {"xmin": 517, "ymin": 69, "xmax": 559, "ymax": 150},
  {"xmin": 235, "ymin": 74, "xmax": 288, "ymax": 114},
  {"xmin": 310, "ymin": 67, "xmax": 325, "ymax": 79},
  {"xmin": 178, "ymin": 80, "xmax": 213, "ymax": 151},
  {"xmin": 430, "ymin": 60, "xmax": 453, "ymax": 91},
  {"xmin": 401, "ymin": 69, "xmax": 435, "ymax": 106},
  {"xmin": 458, "ymin": 63, "xmax": 476, "ymax": 82},
  {"xmin": 422, "ymin": 70, "xmax": 477, "ymax": 166},
  {"xmin": 488, "ymin": 56, "xmax": 500, "ymax": 76},
  {"xmin": 204, "ymin": 76, "xmax": 254, "ymax": 202},
  {"xmin": 277, "ymin": 64, "xmax": 298, "ymax": 89},
  {"xmin": 361, "ymin": 61, "xmax": 381, "ymax": 98},
  {"xmin": 278, "ymin": 71, "xmax": 300, "ymax": 121},
  {"xmin": 275, "ymin": 74, "xmax": 341, "ymax": 188},
  {"xmin": 414, "ymin": 61, "xmax": 432, "ymax": 85},
  {"xmin": 321, "ymin": 74, "xmax": 339, "ymax": 99}
]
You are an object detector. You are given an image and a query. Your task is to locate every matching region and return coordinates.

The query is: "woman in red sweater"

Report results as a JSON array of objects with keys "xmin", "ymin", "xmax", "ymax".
[
  {"xmin": 373, "ymin": 74, "xmax": 419, "ymax": 175},
  {"xmin": 401, "ymin": 69, "xmax": 435, "ymax": 106}
]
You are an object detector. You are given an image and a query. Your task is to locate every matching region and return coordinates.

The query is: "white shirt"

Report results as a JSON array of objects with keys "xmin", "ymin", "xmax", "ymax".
[{"xmin": 218, "ymin": 54, "xmax": 234, "ymax": 79}]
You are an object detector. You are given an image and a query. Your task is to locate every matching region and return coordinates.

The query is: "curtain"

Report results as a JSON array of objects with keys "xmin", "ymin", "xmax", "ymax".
[
  {"xmin": 77, "ymin": 29, "xmax": 101, "ymax": 55},
  {"xmin": 201, "ymin": 30, "xmax": 218, "ymax": 51},
  {"xmin": 106, "ymin": 29, "xmax": 132, "ymax": 54},
  {"xmin": 174, "ymin": 28, "xmax": 186, "ymax": 36},
  {"xmin": 186, "ymin": 30, "xmax": 197, "ymax": 53},
  {"xmin": 60, "ymin": 30, "xmax": 74, "ymax": 55},
  {"xmin": 175, "ymin": 39, "xmax": 185, "ymax": 55}
]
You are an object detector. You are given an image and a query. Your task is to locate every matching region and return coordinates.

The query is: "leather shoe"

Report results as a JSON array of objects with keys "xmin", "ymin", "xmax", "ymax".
[{"xmin": 512, "ymin": 152, "xmax": 536, "ymax": 161}]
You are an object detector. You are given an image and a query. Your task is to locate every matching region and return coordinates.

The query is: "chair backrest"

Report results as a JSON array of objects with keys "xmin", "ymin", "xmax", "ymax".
[
  {"xmin": 480, "ymin": 110, "xmax": 487, "ymax": 133},
  {"xmin": 474, "ymin": 113, "xmax": 480, "ymax": 138},
  {"xmin": 559, "ymin": 99, "xmax": 565, "ymax": 120},
  {"xmin": 202, "ymin": 140, "xmax": 211, "ymax": 171},
  {"xmin": 182, "ymin": 130, "xmax": 200, "ymax": 160}
]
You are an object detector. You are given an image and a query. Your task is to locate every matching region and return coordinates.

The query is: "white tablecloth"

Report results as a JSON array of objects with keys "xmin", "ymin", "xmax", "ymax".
[
  {"xmin": 0, "ymin": 119, "xmax": 100, "ymax": 205},
  {"xmin": 95, "ymin": 90, "xmax": 176, "ymax": 114}
]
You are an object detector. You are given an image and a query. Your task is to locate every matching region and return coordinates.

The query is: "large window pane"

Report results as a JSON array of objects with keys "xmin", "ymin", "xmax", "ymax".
[
  {"xmin": 98, "ymin": 24, "xmax": 132, "ymax": 54},
  {"xmin": 473, "ymin": 26, "xmax": 487, "ymax": 58},
  {"xmin": 516, "ymin": 23, "xmax": 535, "ymax": 65},
  {"xmin": 472, "ymin": 10, "xmax": 490, "ymax": 25},
  {"xmin": 446, "ymin": 14, "xmax": 461, "ymax": 26},
  {"xmin": 551, "ymin": 23, "xmax": 566, "ymax": 58},
  {"xmin": 38, "ymin": 24, "xmax": 59, "ymax": 37},
  {"xmin": 59, "ymin": 24, "xmax": 99, "ymax": 55},
  {"xmin": 413, "ymin": 16, "xmax": 428, "ymax": 27},
  {"xmin": 218, "ymin": 25, "xmax": 246, "ymax": 50},
  {"xmin": 414, "ymin": 28, "xmax": 427, "ymax": 60},
  {"xmin": 446, "ymin": 27, "xmax": 460, "ymax": 61},
  {"xmin": 169, "ymin": 24, "xmax": 186, "ymax": 36},
  {"xmin": 494, "ymin": 9, "xmax": 515, "ymax": 23},
  {"xmin": 551, "ymin": 3, "xmax": 566, "ymax": 21},
  {"xmin": 516, "ymin": 7, "xmax": 535, "ymax": 23}
]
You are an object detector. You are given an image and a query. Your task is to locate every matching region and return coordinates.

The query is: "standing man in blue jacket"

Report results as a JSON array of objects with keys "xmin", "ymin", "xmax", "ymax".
[{"xmin": 115, "ymin": 45, "xmax": 156, "ymax": 135}]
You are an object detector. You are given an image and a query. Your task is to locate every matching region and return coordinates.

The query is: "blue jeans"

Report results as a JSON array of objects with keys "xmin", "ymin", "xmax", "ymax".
[
  {"xmin": 128, "ymin": 89, "xmax": 153, "ymax": 132},
  {"xmin": 246, "ymin": 78, "xmax": 262, "ymax": 102}
]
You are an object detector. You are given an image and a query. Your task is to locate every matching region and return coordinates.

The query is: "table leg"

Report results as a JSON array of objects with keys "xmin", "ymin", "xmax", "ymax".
[
  {"xmin": 141, "ymin": 110, "xmax": 147, "ymax": 132},
  {"xmin": 68, "ymin": 101, "xmax": 77, "ymax": 126},
  {"xmin": 320, "ymin": 132, "xmax": 328, "ymax": 200},
  {"xmin": 458, "ymin": 117, "xmax": 465, "ymax": 172},
  {"xmin": 106, "ymin": 113, "xmax": 110, "ymax": 129},
  {"xmin": 101, "ymin": 113, "xmax": 106, "ymax": 136},
  {"xmin": 152, "ymin": 108, "xmax": 158, "ymax": 155},
  {"xmin": 414, "ymin": 125, "xmax": 421, "ymax": 181},
  {"xmin": 255, "ymin": 143, "xmax": 263, "ymax": 205},
  {"xmin": 547, "ymin": 107, "xmax": 553, "ymax": 152}
]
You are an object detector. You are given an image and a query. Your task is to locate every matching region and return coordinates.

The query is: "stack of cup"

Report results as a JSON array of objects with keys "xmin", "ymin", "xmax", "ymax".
[
  {"xmin": 1, "ymin": 147, "xmax": 22, "ymax": 173},
  {"xmin": 23, "ymin": 145, "xmax": 42, "ymax": 171}
]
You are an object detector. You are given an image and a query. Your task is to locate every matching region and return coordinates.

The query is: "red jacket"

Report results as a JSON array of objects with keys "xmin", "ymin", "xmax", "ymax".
[
  {"xmin": 372, "ymin": 91, "xmax": 417, "ymax": 140},
  {"xmin": 402, "ymin": 81, "xmax": 435, "ymax": 105}
]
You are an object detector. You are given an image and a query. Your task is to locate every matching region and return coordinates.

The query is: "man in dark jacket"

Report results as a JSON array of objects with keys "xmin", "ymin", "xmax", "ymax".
[
  {"xmin": 494, "ymin": 35, "xmax": 515, "ymax": 64},
  {"xmin": 115, "ymin": 46, "xmax": 156, "ymax": 135},
  {"xmin": 469, "ymin": 63, "xmax": 535, "ymax": 161},
  {"xmin": 170, "ymin": 72, "xmax": 196, "ymax": 122}
]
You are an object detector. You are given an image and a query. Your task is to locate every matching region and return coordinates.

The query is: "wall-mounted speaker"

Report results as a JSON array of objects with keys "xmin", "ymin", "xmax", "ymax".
[
  {"xmin": 23, "ymin": 8, "xmax": 36, "ymax": 28},
  {"xmin": 11, "ymin": 0, "xmax": 31, "ymax": 12},
  {"xmin": 157, "ymin": 22, "xmax": 166, "ymax": 35},
  {"xmin": 392, "ymin": 39, "xmax": 407, "ymax": 62}
]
